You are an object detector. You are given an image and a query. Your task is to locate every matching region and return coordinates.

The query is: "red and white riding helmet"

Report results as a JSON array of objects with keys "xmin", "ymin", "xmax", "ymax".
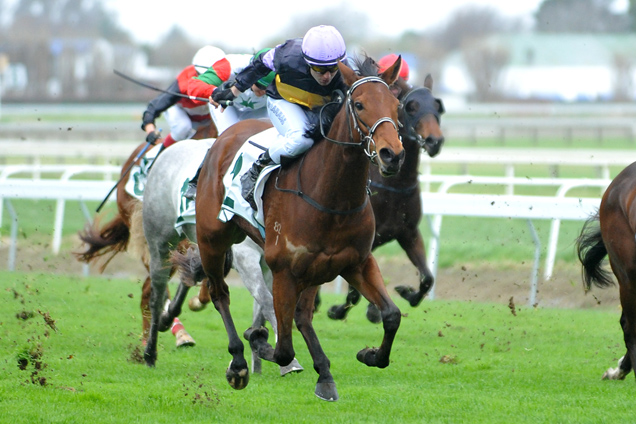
[
  {"xmin": 192, "ymin": 46, "xmax": 226, "ymax": 74},
  {"xmin": 378, "ymin": 53, "xmax": 409, "ymax": 81}
]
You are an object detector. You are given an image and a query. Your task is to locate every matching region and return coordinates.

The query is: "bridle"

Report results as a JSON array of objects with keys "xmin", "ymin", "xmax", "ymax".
[
  {"xmin": 275, "ymin": 75, "xmax": 399, "ymax": 215},
  {"xmin": 319, "ymin": 76, "xmax": 399, "ymax": 165}
]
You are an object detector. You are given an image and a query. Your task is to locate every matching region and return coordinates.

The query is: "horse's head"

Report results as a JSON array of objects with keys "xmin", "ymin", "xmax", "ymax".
[
  {"xmin": 338, "ymin": 59, "xmax": 404, "ymax": 177},
  {"xmin": 398, "ymin": 74, "xmax": 445, "ymax": 158}
]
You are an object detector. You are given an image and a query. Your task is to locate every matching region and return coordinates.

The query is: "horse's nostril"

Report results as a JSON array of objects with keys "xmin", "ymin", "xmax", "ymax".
[{"xmin": 379, "ymin": 148, "xmax": 403, "ymax": 164}]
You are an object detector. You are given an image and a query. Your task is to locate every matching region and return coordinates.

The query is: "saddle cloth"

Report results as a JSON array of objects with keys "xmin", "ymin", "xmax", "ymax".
[
  {"xmin": 122, "ymin": 142, "xmax": 202, "ymax": 236},
  {"xmin": 123, "ymin": 144, "xmax": 163, "ymax": 201},
  {"xmin": 218, "ymin": 127, "xmax": 280, "ymax": 236}
]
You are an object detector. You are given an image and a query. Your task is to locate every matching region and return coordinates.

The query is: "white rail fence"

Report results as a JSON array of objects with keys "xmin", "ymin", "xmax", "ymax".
[
  {"xmin": 0, "ymin": 165, "xmax": 119, "ymax": 272},
  {"xmin": 421, "ymin": 148, "xmax": 633, "ymax": 186},
  {"xmin": 417, "ymin": 175, "xmax": 609, "ymax": 305},
  {"xmin": 0, "ymin": 164, "xmax": 611, "ymax": 305}
]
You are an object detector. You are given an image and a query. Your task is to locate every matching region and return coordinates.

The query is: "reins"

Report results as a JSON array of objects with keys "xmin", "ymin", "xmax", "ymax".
[
  {"xmin": 274, "ymin": 154, "xmax": 370, "ymax": 215},
  {"xmin": 275, "ymin": 75, "xmax": 396, "ymax": 215},
  {"xmin": 320, "ymin": 76, "xmax": 398, "ymax": 164}
]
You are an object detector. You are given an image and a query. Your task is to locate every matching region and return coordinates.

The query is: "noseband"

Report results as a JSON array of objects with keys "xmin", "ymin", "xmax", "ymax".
[{"xmin": 320, "ymin": 76, "xmax": 399, "ymax": 164}]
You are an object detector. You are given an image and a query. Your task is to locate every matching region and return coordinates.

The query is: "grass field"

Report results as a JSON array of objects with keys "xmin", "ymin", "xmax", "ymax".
[
  {"xmin": 0, "ymin": 270, "xmax": 634, "ymax": 424},
  {"xmin": 2, "ymin": 108, "xmax": 635, "ymax": 421}
]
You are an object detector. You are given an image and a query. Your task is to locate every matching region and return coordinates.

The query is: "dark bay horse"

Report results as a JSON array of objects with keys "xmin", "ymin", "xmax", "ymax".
[
  {"xmin": 327, "ymin": 73, "xmax": 445, "ymax": 323},
  {"xmin": 75, "ymin": 123, "xmax": 218, "ymax": 341},
  {"xmin": 166, "ymin": 58, "xmax": 405, "ymax": 401},
  {"xmin": 577, "ymin": 161, "xmax": 636, "ymax": 380}
]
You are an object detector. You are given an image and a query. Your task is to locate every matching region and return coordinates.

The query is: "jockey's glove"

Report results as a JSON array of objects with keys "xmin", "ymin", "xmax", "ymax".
[
  {"xmin": 212, "ymin": 83, "xmax": 237, "ymax": 105},
  {"xmin": 145, "ymin": 130, "xmax": 161, "ymax": 145}
]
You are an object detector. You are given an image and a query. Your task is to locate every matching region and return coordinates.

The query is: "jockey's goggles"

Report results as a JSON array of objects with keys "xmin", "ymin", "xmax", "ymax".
[{"xmin": 309, "ymin": 63, "xmax": 339, "ymax": 74}]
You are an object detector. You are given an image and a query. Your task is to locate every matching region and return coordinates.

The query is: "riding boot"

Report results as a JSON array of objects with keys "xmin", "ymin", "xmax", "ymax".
[
  {"xmin": 184, "ymin": 161, "xmax": 203, "ymax": 200},
  {"xmin": 241, "ymin": 150, "xmax": 274, "ymax": 210}
]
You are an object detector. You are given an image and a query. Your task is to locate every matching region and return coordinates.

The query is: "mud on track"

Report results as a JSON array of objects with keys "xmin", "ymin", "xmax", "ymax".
[{"xmin": 1, "ymin": 236, "xmax": 620, "ymax": 311}]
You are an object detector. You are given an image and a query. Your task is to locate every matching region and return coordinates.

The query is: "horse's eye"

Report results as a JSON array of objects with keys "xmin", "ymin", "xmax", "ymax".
[{"xmin": 355, "ymin": 102, "xmax": 364, "ymax": 111}]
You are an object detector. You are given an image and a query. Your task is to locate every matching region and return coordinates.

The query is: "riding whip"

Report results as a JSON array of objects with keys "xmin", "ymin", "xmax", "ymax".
[
  {"xmin": 113, "ymin": 69, "xmax": 233, "ymax": 106},
  {"xmin": 95, "ymin": 139, "xmax": 156, "ymax": 213}
]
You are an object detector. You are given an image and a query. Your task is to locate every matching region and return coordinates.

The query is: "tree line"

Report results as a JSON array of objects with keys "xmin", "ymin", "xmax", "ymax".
[{"xmin": 0, "ymin": 0, "xmax": 635, "ymax": 103}]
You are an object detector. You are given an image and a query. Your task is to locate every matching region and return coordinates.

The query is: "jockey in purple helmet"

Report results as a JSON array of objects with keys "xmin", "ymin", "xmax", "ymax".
[{"xmin": 211, "ymin": 25, "xmax": 349, "ymax": 208}]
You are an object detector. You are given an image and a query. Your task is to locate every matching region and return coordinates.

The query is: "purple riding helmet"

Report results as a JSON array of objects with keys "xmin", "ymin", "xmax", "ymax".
[{"xmin": 301, "ymin": 25, "xmax": 347, "ymax": 66}]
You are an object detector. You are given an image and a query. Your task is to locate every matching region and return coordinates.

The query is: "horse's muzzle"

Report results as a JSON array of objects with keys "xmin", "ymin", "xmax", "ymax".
[
  {"xmin": 423, "ymin": 136, "xmax": 445, "ymax": 158},
  {"xmin": 378, "ymin": 147, "xmax": 405, "ymax": 177}
]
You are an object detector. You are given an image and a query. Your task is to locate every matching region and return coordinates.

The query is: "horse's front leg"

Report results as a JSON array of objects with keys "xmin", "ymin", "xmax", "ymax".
[
  {"xmin": 394, "ymin": 231, "xmax": 434, "ymax": 307},
  {"xmin": 294, "ymin": 286, "xmax": 338, "ymax": 401},
  {"xmin": 342, "ymin": 254, "xmax": 401, "ymax": 369},
  {"xmin": 271, "ymin": 271, "xmax": 299, "ymax": 369}
]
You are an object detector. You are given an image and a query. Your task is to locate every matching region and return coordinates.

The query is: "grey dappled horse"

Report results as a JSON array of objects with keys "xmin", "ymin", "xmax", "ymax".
[{"xmin": 139, "ymin": 138, "xmax": 301, "ymax": 374}]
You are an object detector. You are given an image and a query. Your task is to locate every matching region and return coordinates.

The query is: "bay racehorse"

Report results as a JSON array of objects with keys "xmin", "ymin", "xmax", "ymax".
[
  {"xmin": 577, "ymin": 161, "xmax": 636, "ymax": 380},
  {"xmin": 75, "ymin": 123, "xmax": 217, "ymax": 341},
  {"xmin": 327, "ymin": 72, "xmax": 445, "ymax": 323},
  {"xmin": 166, "ymin": 58, "xmax": 405, "ymax": 401}
]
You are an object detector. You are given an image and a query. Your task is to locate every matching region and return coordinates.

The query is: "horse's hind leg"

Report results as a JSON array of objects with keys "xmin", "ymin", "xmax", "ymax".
[
  {"xmin": 342, "ymin": 254, "xmax": 401, "ymax": 369},
  {"xmin": 143, "ymin": 252, "xmax": 173, "ymax": 366},
  {"xmin": 394, "ymin": 231, "xmax": 434, "ymax": 307},
  {"xmin": 604, "ymin": 217, "xmax": 636, "ymax": 380},
  {"xmin": 602, "ymin": 298, "xmax": 635, "ymax": 380}
]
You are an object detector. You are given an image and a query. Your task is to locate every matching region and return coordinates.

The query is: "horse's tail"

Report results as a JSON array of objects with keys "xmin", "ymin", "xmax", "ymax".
[
  {"xmin": 576, "ymin": 212, "xmax": 615, "ymax": 290},
  {"xmin": 75, "ymin": 212, "xmax": 130, "ymax": 273},
  {"xmin": 128, "ymin": 201, "xmax": 150, "ymax": 269},
  {"xmin": 170, "ymin": 243, "xmax": 234, "ymax": 287},
  {"xmin": 170, "ymin": 244, "xmax": 206, "ymax": 287}
]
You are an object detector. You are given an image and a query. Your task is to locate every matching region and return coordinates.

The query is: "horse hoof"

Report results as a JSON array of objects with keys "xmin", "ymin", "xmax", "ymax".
[
  {"xmin": 366, "ymin": 303, "xmax": 382, "ymax": 324},
  {"xmin": 226, "ymin": 362, "xmax": 249, "ymax": 390},
  {"xmin": 315, "ymin": 382, "xmax": 339, "ymax": 401},
  {"xmin": 356, "ymin": 347, "xmax": 388, "ymax": 368},
  {"xmin": 143, "ymin": 352, "xmax": 156, "ymax": 368},
  {"xmin": 327, "ymin": 305, "xmax": 347, "ymax": 320},
  {"xmin": 175, "ymin": 329, "xmax": 196, "ymax": 348},
  {"xmin": 244, "ymin": 326, "xmax": 269, "ymax": 343},
  {"xmin": 395, "ymin": 285, "xmax": 424, "ymax": 307},
  {"xmin": 188, "ymin": 296, "xmax": 206, "ymax": 312},
  {"xmin": 280, "ymin": 358, "xmax": 304, "ymax": 376},
  {"xmin": 602, "ymin": 367, "xmax": 627, "ymax": 380}
]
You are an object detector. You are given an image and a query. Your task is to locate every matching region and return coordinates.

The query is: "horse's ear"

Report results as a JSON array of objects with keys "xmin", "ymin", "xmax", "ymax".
[
  {"xmin": 424, "ymin": 73, "xmax": 433, "ymax": 91},
  {"xmin": 338, "ymin": 61, "xmax": 359, "ymax": 86},
  {"xmin": 380, "ymin": 55, "xmax": 401, "ymax": 86}
]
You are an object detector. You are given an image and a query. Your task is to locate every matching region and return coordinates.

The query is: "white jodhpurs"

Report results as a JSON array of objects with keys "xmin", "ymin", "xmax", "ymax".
[
  {"xmin": 164, "ymin": 105, "xmax": 197, "ymax": 141},
  {"xmin": 211, "ymin": 103, "xmax": 269, "ymax": 135},
  {"xmin": 266, "ymin": 97, "xmax": 314, "ymax": 164}
]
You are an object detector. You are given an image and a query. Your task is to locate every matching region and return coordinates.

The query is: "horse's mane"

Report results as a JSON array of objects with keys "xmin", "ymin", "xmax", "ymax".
[{"xmin": 305, "ymin": 55, "xmax": 380, "ymax": 142}]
